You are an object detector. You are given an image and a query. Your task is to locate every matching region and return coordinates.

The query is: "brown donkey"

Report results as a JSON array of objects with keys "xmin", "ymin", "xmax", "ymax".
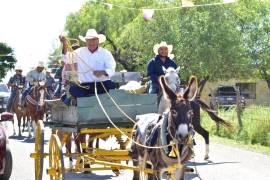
[{"xmin": 131, "ymin": 75, "xmax": 198, "ymax": 180}]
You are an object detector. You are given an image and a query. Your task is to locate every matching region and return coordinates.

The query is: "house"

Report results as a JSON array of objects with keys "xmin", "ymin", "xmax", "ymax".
[{"xmin": 200, "ymin": 79, "xmax": 270, "ymax": 106}]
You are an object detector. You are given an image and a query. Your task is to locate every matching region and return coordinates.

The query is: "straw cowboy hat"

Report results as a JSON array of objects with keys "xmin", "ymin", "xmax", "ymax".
[
  {"xmin": 36, "ymin": 61, "xmax": 45, "ymax": 68},
  {"xmin": 153, "ymin": 41, "xmax": 173, "ymax": 55},
  {"xmin": 78, "ymin": 29, "xmax": 106, "ymax": 43},
  {"xmin": 15, "ymin": 65, "xmax": 23, "ymax": 71}
]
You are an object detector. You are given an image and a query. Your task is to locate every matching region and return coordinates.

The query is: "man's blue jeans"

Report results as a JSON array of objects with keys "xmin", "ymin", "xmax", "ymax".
[
  {"xmin": 6, "ymin": 89, "xmax": 16, "ymax": 112},
  {"xmin": 148, "ymin": 81, "xmax": 159, "ymax": 94},
  {"xmin": 21, "ymin": 86, "xmax": 33, "ymax": 105}
]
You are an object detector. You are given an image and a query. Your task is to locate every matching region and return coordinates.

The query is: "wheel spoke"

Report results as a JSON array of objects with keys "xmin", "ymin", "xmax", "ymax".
[{"xmin": 48, "ymin": 134, "xmax": 65, "ymax": 180}]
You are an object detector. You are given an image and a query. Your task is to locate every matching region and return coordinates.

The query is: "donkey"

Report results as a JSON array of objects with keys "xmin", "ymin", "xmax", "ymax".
[
  {"xmin": 158, "ymin": 67, "xmax": 232, "ymax": 160},
  {"xmin": 131, "ymin": 75, "xmax": 198, "ymax": 180},
  {"xmin": 25, "ymin": 82, "xmax": 46, "ymax": 137}
]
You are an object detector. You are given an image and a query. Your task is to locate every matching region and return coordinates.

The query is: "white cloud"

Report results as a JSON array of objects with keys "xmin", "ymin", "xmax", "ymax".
[{"xmin": 0, "ymin": 0, "xmax": 86, "ymax": 82}]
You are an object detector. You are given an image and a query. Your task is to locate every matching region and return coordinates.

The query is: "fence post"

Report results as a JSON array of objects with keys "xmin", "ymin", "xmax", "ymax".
[{"xmin": 236, "ymin": 86, "xmax": 243, "ymax": 129}]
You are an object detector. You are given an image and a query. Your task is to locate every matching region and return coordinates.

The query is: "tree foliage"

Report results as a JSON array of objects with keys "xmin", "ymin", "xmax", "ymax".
[
  {"xmin": 54, "ymin": 0, "xmax": 270, "ymax": 89},
  {"xmin": 0, "ymin": 42, "xmax": 16, "ymax": 81}
]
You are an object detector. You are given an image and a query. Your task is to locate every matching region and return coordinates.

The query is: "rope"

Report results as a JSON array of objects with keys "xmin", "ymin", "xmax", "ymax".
[
  {"xmin": 94, "ymin": 81, "xmax": 175, "ymax": 149},
  {"xmin": 192, "ymin": 156, "xmax": 203, "ymax": 180},
  {"xmin": 92, "ymin": 0, "xmax": 236, "ymax": 10}
]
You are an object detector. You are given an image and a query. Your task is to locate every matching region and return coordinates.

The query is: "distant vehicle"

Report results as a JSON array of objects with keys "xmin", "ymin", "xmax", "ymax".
[
  {"xmin": 0, "ymin": 112, "xmax": 13, "ymax": 180},
  {"xmin": 0, "ymin": 84, "xmax": 10, "ymax": 113},
  {"xmin": 210, "ymin": 85, "xmax": 245, "ymax": 109}
]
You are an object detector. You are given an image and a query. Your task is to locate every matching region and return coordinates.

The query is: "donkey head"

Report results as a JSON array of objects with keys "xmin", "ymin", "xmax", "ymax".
[
  {"xmin": 162, "ymin": 66, "xmax": 181, "ymax": 93},
  {"xmin": 160, "ymin": 75, "xmax": 197, "ymax": 142}
]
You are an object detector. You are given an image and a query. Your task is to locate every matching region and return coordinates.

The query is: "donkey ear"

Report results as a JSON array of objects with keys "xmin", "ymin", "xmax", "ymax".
[
  {"xmin": 183, "ymin": 76, "xmax": 198, "ymax": 101},
  {"xmin": 160, "ymin": 76, "xmax": 177, "ymax": 101},
  {"xmin": 175, "ymin": 66, "xmax": 180, "ymax": 74},
  {"xmin": 162, "ymin": 66, "xmax": 167, "ymax": 74}
]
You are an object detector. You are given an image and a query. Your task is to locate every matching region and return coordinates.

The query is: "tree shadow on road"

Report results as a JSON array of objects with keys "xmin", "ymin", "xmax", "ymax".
[
  {"xmin": 9, "ymin": 135, "xmax": 49, "ymax": 144},
  {"xmin": 186, "ymin": 160, "xmax": 240, "ymax": 166},
  {"xmin": 65, "ymin": 172, "xmax": 113, "ymax": 180}
]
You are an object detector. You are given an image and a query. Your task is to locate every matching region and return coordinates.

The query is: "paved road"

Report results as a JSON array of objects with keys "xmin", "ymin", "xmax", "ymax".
[{"xmin": 5, "ymin": 120, "xmax": 270, "ymax": 180}]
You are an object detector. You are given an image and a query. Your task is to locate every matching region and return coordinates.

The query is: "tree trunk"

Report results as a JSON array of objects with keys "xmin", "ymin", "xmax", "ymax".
[
  {"xmin": 260, "ymin": 69, "xmax": 270, "ymax": 91},
  {"xmin": 197, "ymin": 76, "xmax": 209, "ymax": 99},
  {"xmin": 236, "ymin": 86, "xmax": 243, "ymax": 129},
  {"xmin": 106, "ymin": 36, "xmax": 136, "ymax": 71}
]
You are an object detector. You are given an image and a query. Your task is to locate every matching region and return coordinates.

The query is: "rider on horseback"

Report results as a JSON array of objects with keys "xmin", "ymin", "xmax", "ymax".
[
  {"xmin": 21, "ymin": 61, "xmax": 46, "ymax": 106},
  {"xmin": 6, "ymin": 66, "xmax": 26, "ymax": 112},
  {"xmin": 147, "ymin": 41, "xmax": 177, "ymax": 94}
]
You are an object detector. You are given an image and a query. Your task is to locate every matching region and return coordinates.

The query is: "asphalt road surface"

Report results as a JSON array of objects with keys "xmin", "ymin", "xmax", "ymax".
[{"xmin": 4, "ymin": 120, "xmax": 270, "ymax": 180}]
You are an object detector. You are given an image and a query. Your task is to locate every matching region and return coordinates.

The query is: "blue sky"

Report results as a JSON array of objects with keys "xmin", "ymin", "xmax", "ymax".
[{"xmin": 0, "ymin": 0, "xmax": 86, "ymax": 82}]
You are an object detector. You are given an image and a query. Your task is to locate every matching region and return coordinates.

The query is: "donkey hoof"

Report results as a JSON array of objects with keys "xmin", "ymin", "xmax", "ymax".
[{"xmin": 204, "ymin": 155, "xmax": 209, "ymax": 160}]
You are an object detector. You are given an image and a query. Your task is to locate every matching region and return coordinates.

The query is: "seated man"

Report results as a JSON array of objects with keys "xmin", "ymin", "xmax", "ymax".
[
  {"xmin": 60, "ymin": 28, "xmax": 116, "ymax": 104},
  {"xmin": 6, "ymin": 66, "xmax": 26, "ymax": 112},
  {"xmin": 21, "ymin": 61, "xmax": 46, "ymax": 105},
  {"xmin": 147, "ymin": 41, "xmax": 177, "ymax": 94},
  {"xmin": 45, "ymin": 69, "xmax": 55, "ymax": 99}
]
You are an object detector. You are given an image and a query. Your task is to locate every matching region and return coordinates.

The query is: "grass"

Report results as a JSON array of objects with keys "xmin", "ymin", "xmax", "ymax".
[{"xmin": 200, "ymin": 105, "xmax": 270, "ymax": 155}]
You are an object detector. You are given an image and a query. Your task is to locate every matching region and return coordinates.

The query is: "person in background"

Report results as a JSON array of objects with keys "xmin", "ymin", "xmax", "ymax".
[
  {"xmin": 45, "ymin": 69, "xmax": 55, "ymax": 99},
  {"xmin": 53, "ymin": 59, "xmax": 65, "ymax": 98},
  {"xmin": 21, "ymin": 61, "xmax": 46, "ymax": 106},
  {"xmin": 6, "ymin": 66, "xmax": 26, "ymax": 112},
  {"xmin": 147, "ymin": 41, "xmax": 177, "ymax": 94}
]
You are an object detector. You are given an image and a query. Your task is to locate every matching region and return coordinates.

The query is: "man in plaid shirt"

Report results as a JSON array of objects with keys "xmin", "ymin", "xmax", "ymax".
[{"xmin": 6, "ymin": 66, "xmax": 26, "ymax": 112}]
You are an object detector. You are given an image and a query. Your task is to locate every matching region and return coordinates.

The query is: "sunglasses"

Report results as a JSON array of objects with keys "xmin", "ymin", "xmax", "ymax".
[{"xmin": 16, "ymin": 70, "xmax": 22, "ymax": 72}]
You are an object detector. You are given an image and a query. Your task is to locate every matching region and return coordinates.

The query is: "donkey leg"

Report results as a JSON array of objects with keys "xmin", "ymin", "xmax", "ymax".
[
  {"xmin": 28, "ymin": 120, "xmax": 32, "ymax": 137},
  {"xmin": 65, "ymin": 134, "xmax": 73, "ymax": 168},
  {"xmin": 12, "ymin": 115, "xmax": 16, "ymax": 136},
  {"xmin": 22, "ymin": 116, "xmax": 26, "ymax": 132},
  {"xmin": 32, "ymin": 121, "xmax": 36, "ymax": 137},
  {"xmin": 129, "ymin": 142, "xmax": 140, "ymax": 180},
  {"xmin": 194, "ymin": 124, "xmax": 209, "ymax": 160},
  {"xmin": 17, "ymin": 115, "xmax": 22, "ymax": 137}
]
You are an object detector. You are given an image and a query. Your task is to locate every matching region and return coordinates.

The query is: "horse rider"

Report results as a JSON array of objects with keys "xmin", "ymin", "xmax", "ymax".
[
  {"xmin": 45, "ymin": 69, "xmax": 55, "ymax": 99},
  {"xmin": 60, "ymin": 28, "xmax": 116, "ymax": 105},
  {"xmin": 21, "ymin": 61, "xmax": 46, "ymax": 106},
  {"xmin": 6, "ymin": 65, "xmax": 26, "ymax": 112},
  {"xmin": 147, "ymin": 41, "xmax": 177, "ymax": 94},
  {"xmin": 53, "ymin": 59, "xmax": 65, "ymax": 98}
]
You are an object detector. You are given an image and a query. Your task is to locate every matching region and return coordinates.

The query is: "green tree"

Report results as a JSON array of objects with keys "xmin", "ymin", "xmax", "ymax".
[
  {"xmin": 0, "ymin": 42, "xmax": 17, "ymax": 81},
  {"xmin": 232, "ymin": 0, "xmax": 270, "ymax": 89}
]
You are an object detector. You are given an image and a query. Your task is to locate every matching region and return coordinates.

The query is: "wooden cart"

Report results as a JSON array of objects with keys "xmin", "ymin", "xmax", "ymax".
[{"xmin": 30, "ymin": 89, "xmax": 160, "ymax": 180}]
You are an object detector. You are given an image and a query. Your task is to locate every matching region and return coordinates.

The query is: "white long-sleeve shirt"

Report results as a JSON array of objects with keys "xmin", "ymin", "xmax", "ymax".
[{"xmin": 62, "ymin": 47, "xmax": 116, "ymax": 83}]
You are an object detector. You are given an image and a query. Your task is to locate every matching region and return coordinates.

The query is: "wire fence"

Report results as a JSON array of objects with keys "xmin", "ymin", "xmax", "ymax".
[{"xmin": 201, "ymin": 105, "xmax": 270, "ymax": 147}]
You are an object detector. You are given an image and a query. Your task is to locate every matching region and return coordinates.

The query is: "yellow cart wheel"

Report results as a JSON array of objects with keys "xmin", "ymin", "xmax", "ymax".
[
  {"xmin": 34, "ymin": 120, "xmax": 44, "ymax": 180},
  {"xmin": 48, "ymin": 134, "xmax": 65, "ymax": 180}
]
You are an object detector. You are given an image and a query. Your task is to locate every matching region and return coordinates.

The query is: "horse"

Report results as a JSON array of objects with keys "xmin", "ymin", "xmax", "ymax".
[
  {"xmin": 159, "ymin": 67, "xmax": 232, "ymax": 160},
  {"xmin": 25, "ymin": 81, "xmax": 46, "ymax": 137},
  {"xmin": 10, "ymin": 85, "xmax": 28, "ymax": 136},
  {"xmin": 131, "ymin": 75, "xmax": 197, "ymax": 180}
]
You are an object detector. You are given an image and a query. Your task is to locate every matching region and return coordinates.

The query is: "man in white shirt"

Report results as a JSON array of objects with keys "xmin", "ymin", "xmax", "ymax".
[{"xmin": 59, "ymin": 29, "xmax": 116, "ymax": 101}]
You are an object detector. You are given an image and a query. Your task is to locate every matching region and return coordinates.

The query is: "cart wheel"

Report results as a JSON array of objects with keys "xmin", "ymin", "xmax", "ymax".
[
  {"xmin": 34, "ymin": 120, "xmax": 44, "ymax": 180},
  {"xmin": 48, "ymin": 134, "xmax": 65, "ymax": 180}
]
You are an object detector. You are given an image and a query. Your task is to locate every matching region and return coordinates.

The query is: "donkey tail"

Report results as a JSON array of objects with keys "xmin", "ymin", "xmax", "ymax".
[{"xmin": 197, "ymin": 99, "xmax": 233, "ymax": 130}]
